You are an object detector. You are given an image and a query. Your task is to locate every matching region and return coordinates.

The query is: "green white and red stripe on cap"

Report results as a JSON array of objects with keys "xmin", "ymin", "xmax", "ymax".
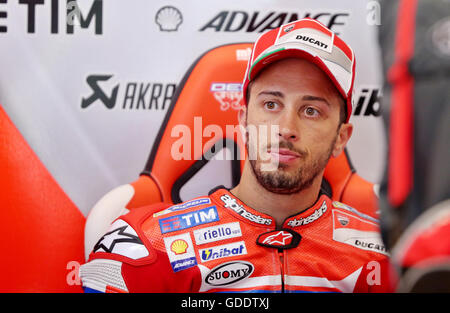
[{"xmin": 242, "ymin": 18, "xmax": 356, "ymax": 123}]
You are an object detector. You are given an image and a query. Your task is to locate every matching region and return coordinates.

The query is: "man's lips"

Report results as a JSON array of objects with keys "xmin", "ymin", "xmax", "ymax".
[{"xmin": 268, "ymin": 148, "xmax": 301, "ymax": 162}]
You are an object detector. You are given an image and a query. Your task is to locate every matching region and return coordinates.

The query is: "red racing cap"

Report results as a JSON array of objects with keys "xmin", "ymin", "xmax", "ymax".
[{"xmin": 242, "ymin": 18, "xmax": 356, "ymax": 123}]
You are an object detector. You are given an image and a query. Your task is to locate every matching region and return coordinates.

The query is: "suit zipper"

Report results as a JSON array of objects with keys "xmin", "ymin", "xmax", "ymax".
[{"xmin": 278, "ymin": 249, "xmax": 285, "ymax": 293}]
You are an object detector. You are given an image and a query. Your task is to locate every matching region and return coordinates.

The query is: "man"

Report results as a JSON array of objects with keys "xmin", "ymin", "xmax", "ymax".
[{"xmin": 80, "ymin": 18, "xmax": 391, "ymax": 293}]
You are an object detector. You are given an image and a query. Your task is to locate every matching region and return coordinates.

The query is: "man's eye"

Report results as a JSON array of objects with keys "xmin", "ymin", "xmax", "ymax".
[
  {"xmin": 304, "ymin": 107, "xmax": 319, "ymax": 117},
  {"xmin": 264, "ymin": 101, "xmax": 278, "ymax": 110}
]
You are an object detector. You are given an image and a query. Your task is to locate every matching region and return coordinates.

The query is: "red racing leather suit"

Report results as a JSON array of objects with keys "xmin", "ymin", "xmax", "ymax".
[{"xmin": 80, "ymin": 187, "xmax": 392, "ymax": 293}]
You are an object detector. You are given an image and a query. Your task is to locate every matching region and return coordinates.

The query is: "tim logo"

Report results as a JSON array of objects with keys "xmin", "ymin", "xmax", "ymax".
[
  {"xmin": 0, "ymin": 0, "xmax": 103, "ymax": 34},
  {"xmin": 81, "ymin": 75, "xmax": 118, "ymax": 109},
  {"xmin": 159, "ymin": 206, "xmax": 219, "ymax": 234}
]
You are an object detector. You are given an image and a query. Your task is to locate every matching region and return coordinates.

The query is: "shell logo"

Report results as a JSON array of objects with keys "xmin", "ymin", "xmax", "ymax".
[
  {"xmin": 155, "ymin": 6, "xmax": 183, "ymax": 32},
  {"xmin": 170, "ymin": 239, "xmax": 188, "ymax": 255}
]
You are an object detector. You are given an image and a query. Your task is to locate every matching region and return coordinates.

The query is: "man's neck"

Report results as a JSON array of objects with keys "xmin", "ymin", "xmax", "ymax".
[{"xmin": 230, "ymin": 161, "xmax": 323, "ymax": 228}]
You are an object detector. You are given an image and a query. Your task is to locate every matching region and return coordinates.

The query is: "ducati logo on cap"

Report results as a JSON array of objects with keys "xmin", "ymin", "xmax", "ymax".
[{"xmin": 256, "ymin": 229, "xmax": 301, "ymax": 250}]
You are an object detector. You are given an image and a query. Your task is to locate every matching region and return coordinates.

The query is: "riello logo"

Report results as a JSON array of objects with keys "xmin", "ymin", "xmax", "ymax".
[
  {"xmin": 81, "ymin": 74, "xmax": 177, "ymax": 111},
  {"xmin": 199, "ymin": 11, "xmax": 349, "ymax": 34},
  {"xmin": 0, "ymin": 0, "xmax": 103, "ymax": 34}
]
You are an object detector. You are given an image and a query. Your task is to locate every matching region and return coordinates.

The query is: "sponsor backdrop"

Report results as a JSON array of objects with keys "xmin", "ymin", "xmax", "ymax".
[{"xmin": 0, "ymin": 0, "xmax": 384, "ymax": 291}]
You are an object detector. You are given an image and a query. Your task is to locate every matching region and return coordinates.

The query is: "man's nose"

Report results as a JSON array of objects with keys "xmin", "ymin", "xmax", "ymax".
[{"xmin": 277, "ymin": 110, "xmax": 299, "ymax": 142}]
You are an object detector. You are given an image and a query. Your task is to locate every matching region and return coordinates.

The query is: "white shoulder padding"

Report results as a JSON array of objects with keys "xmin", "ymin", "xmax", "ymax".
[{"xmin": 84, "ymin": 184, "xmax": 134, "ymax": 260}]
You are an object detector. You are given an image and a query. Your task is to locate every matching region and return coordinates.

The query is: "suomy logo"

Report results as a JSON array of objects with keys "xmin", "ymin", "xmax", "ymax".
[{"xmin": 205, "ymin": 261, "xmax": 254, "ymax": 286}]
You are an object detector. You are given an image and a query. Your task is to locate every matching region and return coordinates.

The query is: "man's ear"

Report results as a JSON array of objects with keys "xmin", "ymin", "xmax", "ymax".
[
  {"xmin": 332, "ymin": 123, "xmax": 353, "ymax": 158},
  {"xmin": 238, "ymin": 105, "xmax": 247, "ymax": 128}
]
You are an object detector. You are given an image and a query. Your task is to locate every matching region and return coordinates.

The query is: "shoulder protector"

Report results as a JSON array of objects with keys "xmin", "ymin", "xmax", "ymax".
[
  {"xmin": 88, "ymin": 202, "xmax": 171, "ymax": 266},
  {"xmin": 331, "ymin": 201, "xmax": 389, "ymax": 256}
]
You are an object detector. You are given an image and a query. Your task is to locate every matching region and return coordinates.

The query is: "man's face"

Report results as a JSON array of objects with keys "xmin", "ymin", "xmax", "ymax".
[{"xmin": 241, "ymin": 58, "xmax": 352, "ymax": 194}]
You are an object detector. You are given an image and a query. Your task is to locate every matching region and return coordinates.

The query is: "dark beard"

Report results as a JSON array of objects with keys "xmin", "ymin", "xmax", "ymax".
[{"xmin": 248, "ymin": 136, "xmax": 337, "ymax": 195}]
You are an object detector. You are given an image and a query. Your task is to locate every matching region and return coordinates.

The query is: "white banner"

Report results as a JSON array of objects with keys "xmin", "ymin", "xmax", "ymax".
[{"xmin": 0, "ymin": 0, "xmax": 385, "ymax": 216}]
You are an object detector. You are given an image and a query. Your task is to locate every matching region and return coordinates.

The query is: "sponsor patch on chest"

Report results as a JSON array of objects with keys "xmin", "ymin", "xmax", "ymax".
[
  {"xmin": 163, "ymin": 232, "xmax": 198, "ymax": 272},
  {"xmin": 332, "ymin": 209, "xmax": 389, "ymax": 256},
  {"xmin": 287, "ymin": 200, "xmax": 327, "ymax": 227},
  {"xmin": 256, "ymin": 229, "xmax": 301, "ymax": 249},
  {"xmin": 153, "ymin": 198, "xmax": 211, "ymax": 217},
  {"xmin": 159, "ymin": 206, "xmax": 219, "ymax": 234},
  {"xmin": 199, "ymin": 241, "xmax": 247, "ymax": 262},
  {"xmin": 193, "ymin": 222, "xmax": 242, "ymax": 245},
  {"xmin": 204, "ymin": 261, "xmax": 254, "ymax": 287}
]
